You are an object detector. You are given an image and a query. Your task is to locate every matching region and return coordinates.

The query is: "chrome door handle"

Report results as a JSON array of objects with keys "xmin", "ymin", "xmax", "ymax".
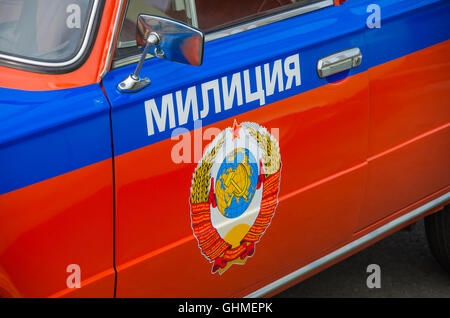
[{"xmin": 317, "ymin": 47, "xmax": 362, "ymax": 78}]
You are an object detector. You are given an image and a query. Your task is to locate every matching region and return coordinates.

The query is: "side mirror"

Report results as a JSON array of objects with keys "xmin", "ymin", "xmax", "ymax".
[{"xmin": 118, "ymin": 15, "xmax": 204, "ymax": 93}]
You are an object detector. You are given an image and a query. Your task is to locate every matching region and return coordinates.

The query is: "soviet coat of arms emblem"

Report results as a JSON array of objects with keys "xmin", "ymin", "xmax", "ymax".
[{"xmin": 190, "ymin": 121, "xmax": 282, "ymax": 274}]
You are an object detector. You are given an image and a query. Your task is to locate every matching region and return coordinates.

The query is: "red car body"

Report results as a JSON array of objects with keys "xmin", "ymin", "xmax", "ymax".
[{"xmin": 0, "ymin": 0, "xmax": 448, "ymax": 297}]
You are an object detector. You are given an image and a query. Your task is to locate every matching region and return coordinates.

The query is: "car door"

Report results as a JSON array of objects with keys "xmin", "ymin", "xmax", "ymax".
[
  {"xmin": 356, "ymin": 0, "xmax": 450, "ymax": 230},
  {"xmin": 0, "ymin": 0, "xmax": 115, "ymax": 297},
  {"xmin": 101, "ymin": 0, "xmax": 369, "ymax": 297}
]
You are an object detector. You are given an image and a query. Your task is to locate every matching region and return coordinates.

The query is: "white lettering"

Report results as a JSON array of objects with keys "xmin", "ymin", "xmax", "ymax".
[
  {"xmin": 284, "ymin": 53, "xmax": 301, "ymax": 90},
  {"xmin": 222, "ymin": 73, "xmax": 243, "ymax": 110},
  {"xmin": 144, "ymin": 53, "xmax": 303, "ymax": 136},
  {"xmin": 243, "ymin": 66, "xmax": 265, "ymax": 106},
  {"xmin": 201, "ymin": 80, "xmax": 221, "ymax": 117},
  {"xmin": 176, "ymin": 86, "xmax": 199, "ymax": 126},
  {"xmin": 264, "ymin": 59, "xmax": 284, "ymax": 96},
  {"xmin": 145, "ymin": 94, "xmax": 176, "ymax": 135}
]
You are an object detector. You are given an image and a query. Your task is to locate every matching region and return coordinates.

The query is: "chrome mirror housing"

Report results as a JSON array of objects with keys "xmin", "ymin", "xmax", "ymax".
[
  {"xmin": 117, "ymin": 15, "xmax": 204, "ymax": 93},
  {"xmin": 136, "ymin": 15, "xmax": 204, "ymax": 66}
]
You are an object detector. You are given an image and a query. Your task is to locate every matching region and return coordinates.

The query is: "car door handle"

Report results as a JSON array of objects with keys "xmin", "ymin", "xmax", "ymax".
[{"xmin": 317, "ymin": 47, "xmax": 362, "ymax": 78}]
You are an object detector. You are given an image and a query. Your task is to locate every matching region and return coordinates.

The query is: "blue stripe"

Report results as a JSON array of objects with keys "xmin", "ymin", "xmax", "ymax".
[
  {"xmin": 363, "ymin": 0, "xmax": 450, "ymax": 68},
  {"xmin": 1, "ymin": 0, "xmax": 449, "ymax": 195},
  {"xmin": 102, "ymin": 0, "xmax": 450, "ymax": 157},
  {"xmin": 0, "ymin": 84, "xmax": 112, "ymax": 195}
]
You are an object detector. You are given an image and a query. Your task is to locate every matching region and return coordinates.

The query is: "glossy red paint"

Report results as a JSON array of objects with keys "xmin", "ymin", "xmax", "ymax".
[
  {"xmin": 0, "ymin": 159, "xmax": 114, "ymax": 298},
  {"xmin": 359, "ymin": 40, "xmax": 450, "ymax": 229},
  {"xmin": 0, "ymin": 16, "xmax": 447, "ymax": 297},
  {"xmin": 113, "ymin": 70, "xmax": 370, "ymax": 297},
  {"xmin": 368, "ymin": 41, "xmax": 450, "ymax": 156},
  {"xmin": 112, "ymin": 42, "xmax": 449, "ymax": 297},
  {"xmin": 258, "ymin": 186, "xmax": 450, "ymax": 298}
]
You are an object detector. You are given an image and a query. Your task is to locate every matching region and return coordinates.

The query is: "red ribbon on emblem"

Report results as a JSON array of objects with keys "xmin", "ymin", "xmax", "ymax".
[{"xmin": 191, "ymin": 164, "xmax": 281, "ymax": 273}]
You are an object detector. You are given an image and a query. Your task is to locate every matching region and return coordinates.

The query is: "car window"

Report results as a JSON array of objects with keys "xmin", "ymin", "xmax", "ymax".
[
  {"xmin": 196, "ymin": 0, "xmax": 319, "ymax": 31},
  {"xmin": 0, "ymin": 0, "xmax": 96, "ymax": 63},
  {"xmin": 113, "ymin": 0, "xmax": 323, "ymax": 63},
  {"xmin": 118, "ymin": 0, "xmax": 193, "ymax": 45}
]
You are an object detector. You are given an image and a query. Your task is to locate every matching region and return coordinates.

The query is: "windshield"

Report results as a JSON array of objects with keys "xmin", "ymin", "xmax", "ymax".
[{"xmin": 0, "ymin": 0, "xmax": 96, "ymax": 63}]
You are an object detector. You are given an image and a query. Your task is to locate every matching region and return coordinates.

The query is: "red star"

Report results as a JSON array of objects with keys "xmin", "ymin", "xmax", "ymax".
[{"xmin": 231, "ymin": 120, "xmax": 241, "ymax": 140}]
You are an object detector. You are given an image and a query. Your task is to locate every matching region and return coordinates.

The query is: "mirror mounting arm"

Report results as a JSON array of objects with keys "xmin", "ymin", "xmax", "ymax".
[
  {"xmin": 117, "ymin": 32, "xmax": 160, "ymax": 93},
  {"xmin": 116, "ymin": 14, "xmax": 204, "ymax": 93},
  {"xmin": 132, "ymin": 32, "xmax": 160, "ymax": 80}
]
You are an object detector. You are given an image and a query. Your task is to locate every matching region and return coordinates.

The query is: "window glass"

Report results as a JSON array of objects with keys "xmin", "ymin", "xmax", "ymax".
[
  {"xmin": 114, "ymin": 0, "xmax": 322, "ymax": 62},
  {"xmin": 196, "ymin": 0, "xmax": 319, "ymax": 31},
  {"xmin": 0, "ymin": 0, "xmax": 95, "ymax": 62}
]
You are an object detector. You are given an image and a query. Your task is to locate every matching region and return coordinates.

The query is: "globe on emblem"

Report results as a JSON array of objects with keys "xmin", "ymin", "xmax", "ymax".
[{"xmin": 215, "ymin": 148, "xmax": 258, "ymax": 218}]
